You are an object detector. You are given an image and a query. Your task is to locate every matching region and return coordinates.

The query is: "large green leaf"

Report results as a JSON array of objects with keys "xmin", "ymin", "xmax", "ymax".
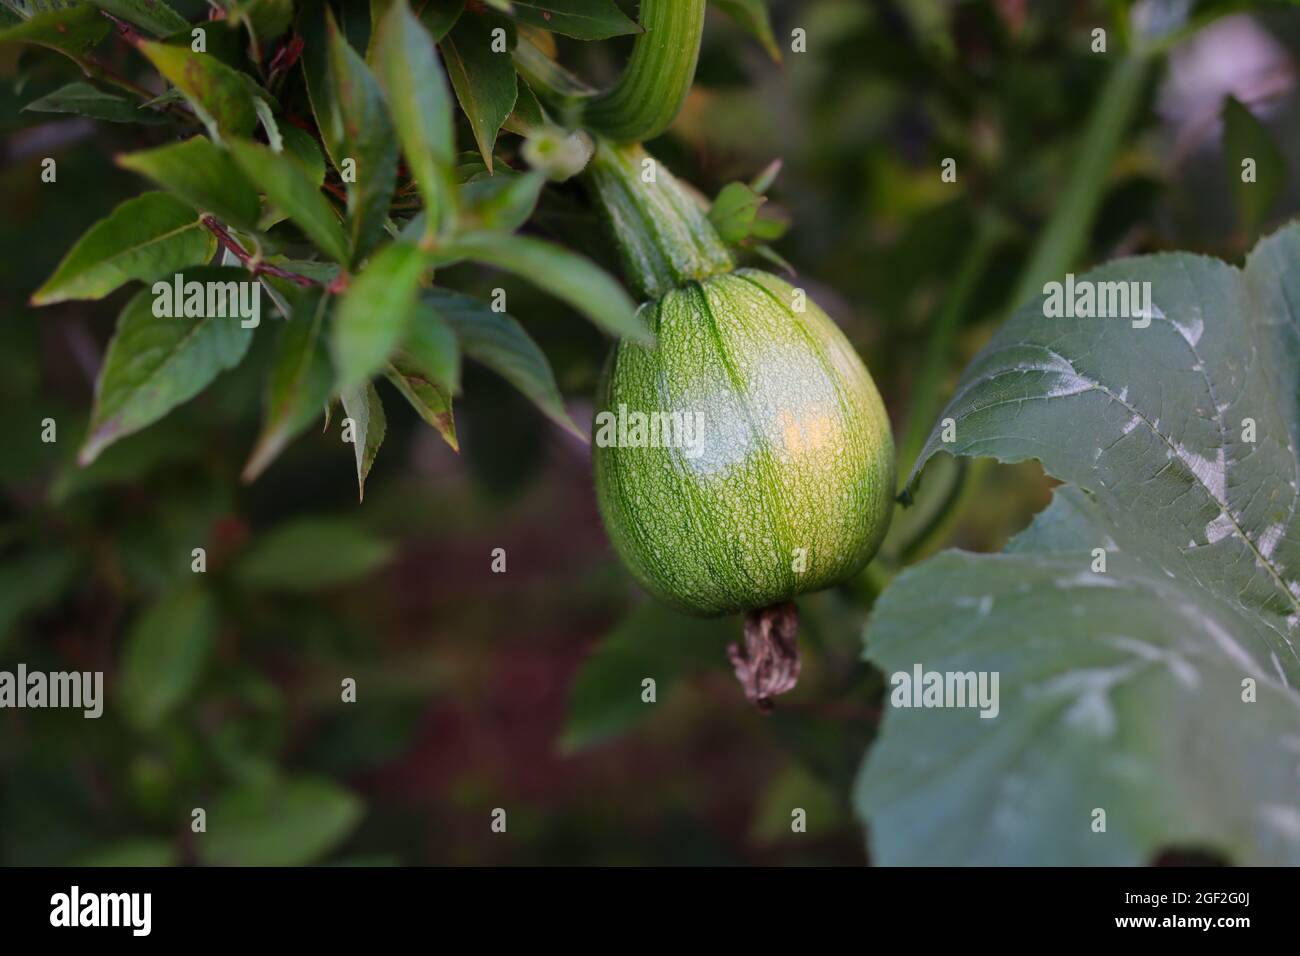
[
  {"xmin": 243, "ymin": 290, "xmax": 333, "ymax": 481},
  {"xmin": 80, "ymin": 270, "xmax": 256, "ymax": 464},
  {"xmin": 0, "ymin": 4, "xmax": 108, "ymax": 60},
  {"xmin": 332, "ymin": 241, "xmax": 426, "ymax": 391},
  {"xmin": 372, "ymin": 0, "xmax": 455, "ymax": 237},
  {"xmin": 32, "ymin": 193, "xmax": 215, "ymax": 305},
  {"xmin": 118, "ymin": 587, "xmax": 217, "ymax": 731},
  {"xmin": 24, "ymin": 81, "xmax": 166, "ymax": 124},
  {"xmin": 117, "ymin": 137, "xmax": 262, "ymax": 232},
  {"xmin": 227, "ymin": 138, "xmax": 350, "ymax": 263},
  {"xmin": 511, "ymin": 1, "xmax": 638, "ymax": 40},
  {"xmin": 560, "ymin": 601, "xmax": 733, "ymax": 752},
  {"xmin": 325, "ymin": 11, "xmax": 399, "ymax": 263},
  {"xmin": 440, "ymin": 11, "xmax": 516, "ymax": 173},
  {"xmin": 426, "ymin": 288, "xmax": 580, "ymax": 438},
  {"xmin": 138, "ymin": 40, "xmax": 258, "ymax": 139},
  {"xmin": 200, "ymin": 776, "xmax": 362, "ymax": 865},
  {"xmin": 234, "ymin": 516, "xmax": 393, "ymax": 591},
  {"xmin": 339, "ymin": 381, "xmax": 386, "ymax": 501},
  {"xmin": 437, "ymin": 232, "xmax": 647, "ymax": 344},
  {"xmin": 87, "ymin": 0, "xmax": 188, "ymax": 37},
  {"xmin": 858, "ymin": 225, "xmax": 1300, "ymax": 865}
]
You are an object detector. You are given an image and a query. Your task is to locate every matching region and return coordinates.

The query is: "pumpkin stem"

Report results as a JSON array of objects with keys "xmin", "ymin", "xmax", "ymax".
[
  {"xmin": 729, "ymin": 602, "xmax": 800, "ymax": 712},
  {"xmin": 585, "ymin": 139, "xmax": 734, "ymax": 302}
]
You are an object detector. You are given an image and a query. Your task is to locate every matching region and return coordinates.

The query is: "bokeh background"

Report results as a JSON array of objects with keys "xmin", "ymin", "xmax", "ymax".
[{"xmin": 2, "ymin": 0, "xmax": 1298, "ymax": 865}]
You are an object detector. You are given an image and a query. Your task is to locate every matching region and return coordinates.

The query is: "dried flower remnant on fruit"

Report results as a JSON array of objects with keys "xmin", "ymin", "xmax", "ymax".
[{"xmin": 729, "ymin": 602, "xmax": 801, "ymax": 712}]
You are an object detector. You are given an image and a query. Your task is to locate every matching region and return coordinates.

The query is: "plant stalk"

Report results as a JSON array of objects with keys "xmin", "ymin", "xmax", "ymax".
[
  {"xmin": 1003, "ymin": 54, "xmax": 1151, "ymax": 316},
  {"xmin": 581, "ymin": 0, "xmax": 707, "ymax": 143},
  {"xmin": 898, "ymin": 211, "xmax": 1008, "ymax": 478},
  {"xmin": 584, "ymin": 139, "xmax": 734, "ymax": 301},
  {"xmin": 202, "ymin": 216, "xmax": 318, "ymax": 288}
]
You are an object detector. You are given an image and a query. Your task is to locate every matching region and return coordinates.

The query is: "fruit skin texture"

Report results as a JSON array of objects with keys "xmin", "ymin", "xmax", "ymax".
[{"xmin": 593, "ymin": 268, "xmax": 895, "ymax": 616}]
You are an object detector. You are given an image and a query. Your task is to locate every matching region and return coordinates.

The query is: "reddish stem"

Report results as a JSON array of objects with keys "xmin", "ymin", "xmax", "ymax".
[
  {"xmin": 102, "ymin": 11, "xmax": 142, "ymax": 46},
  {"xmin": 201, "ymin": 216, "xmax": 319, "ymax": 289}
]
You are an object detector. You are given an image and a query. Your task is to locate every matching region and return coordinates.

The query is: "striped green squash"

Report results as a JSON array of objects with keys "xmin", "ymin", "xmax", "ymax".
[{"xmin": 593, "ymin": 268, "xmax": 895, "ymax": 616}]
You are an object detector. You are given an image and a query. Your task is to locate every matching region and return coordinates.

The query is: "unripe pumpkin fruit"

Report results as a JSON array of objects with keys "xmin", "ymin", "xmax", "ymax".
[{"xmin": 593, "ymin": 268, "xmax": 895, "ymax": 617}]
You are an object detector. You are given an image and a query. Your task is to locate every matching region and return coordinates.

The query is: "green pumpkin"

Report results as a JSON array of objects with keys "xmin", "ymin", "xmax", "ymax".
[{"xmin": 593, "ymin": 268, "xmax": 895, "ymax": 616}]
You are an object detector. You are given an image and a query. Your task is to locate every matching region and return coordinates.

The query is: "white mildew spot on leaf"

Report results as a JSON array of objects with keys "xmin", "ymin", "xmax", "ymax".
[
  {"xmin": 1260, "ymin": 805, "xmax": 1300, "ymax": 842},
  {"xmin": 1259, "ymin": 523, "xmax": 1285, "ymax": 559},
  {"xmin": 1021, "ymin": 351, "xmax": 1099, "ymax": 400},
  {"xmin": 1175, "ymin": 601, "xmax": 1266, "ymax": 679},
  {"xmin": 1107, "ymin": 635, "xmax": 1200, "ymax": 689},
  {"xmin": 1174, "ymin": 442, "xmax": 1227, "ymax": 503},
  {"xmin": 1273, "ymin": 652, "xmax": 1289, "ymax": 686},
  {"xmin": 951, "ymin": 594, "xmax": 996, "ymax": 616},
  {"xmin": 1056, "ymin": 570, "xmax": 1121, "ymax": 588},
  {"xmin": 1171, "ymin": 314, "xmax": 1205, "ymax": 348},
  {"xmin": 1043, "ymin": 376, "xmax": 1095, "ymax": 399},
  {"xmin": 1205, "ymin": 510, "xmax": 1237, "ymax": 544},
  {"xmin": 1031, "ymin": 664, "xmax": 1135, "ymax": 738}
]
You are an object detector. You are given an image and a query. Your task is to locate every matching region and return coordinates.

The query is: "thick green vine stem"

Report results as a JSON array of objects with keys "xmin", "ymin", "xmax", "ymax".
[
  {"xmin": 585, "ymin": 139, "xmax": 734, "ymax": 301},
  {"xmin": 581, "ymin": 0, "xmax": 707, "ymax": 144}
]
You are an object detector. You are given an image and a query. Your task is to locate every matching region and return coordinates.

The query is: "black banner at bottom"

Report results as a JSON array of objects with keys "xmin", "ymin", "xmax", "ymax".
[{"xmin": 0, "ymin": 865, "xmax": 1278, "ymax": 941}]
